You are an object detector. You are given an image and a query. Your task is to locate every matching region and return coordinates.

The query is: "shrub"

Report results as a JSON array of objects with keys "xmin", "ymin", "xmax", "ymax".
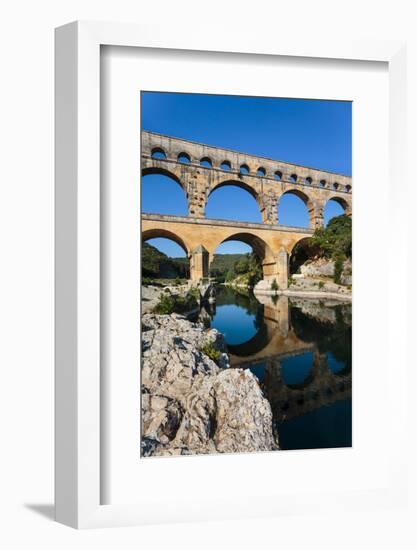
[
  {"xmin": 318, "ymin": 281, "xmax": 325, "ymax": 289},
  {"xmin": 200, "ymin": 342, "xmax": 221, "ymax": 365},
  {"xmin": 271, "ymin": 278, "xmax": 278, "ymax": 291},
  {"xmin": 288, "ymin": 276, "xmax": 295, "ymax": 286},
  {"xmin": 187, "ymin": 287, "xmax": 200, "ymax": 301},
  {"xmin": 153, "ymin": 293, "xmax": 176, "ymax": 314},
  {"xmin": 153, "ymin": 290, "xmax": 199, "ymax": 315},
  {"xmin": 174, "ymin": 276, "xmax": 181, "ymax": 286}
]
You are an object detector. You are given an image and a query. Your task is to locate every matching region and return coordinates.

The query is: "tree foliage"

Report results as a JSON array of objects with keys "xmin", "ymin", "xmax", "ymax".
[
  {"xmin": 142, "ymin": 242, "xmax": 189, "ymax": 279},
  {"xmin": 310, "ymin": 215, "xmax": 352, "ymax": 260}
]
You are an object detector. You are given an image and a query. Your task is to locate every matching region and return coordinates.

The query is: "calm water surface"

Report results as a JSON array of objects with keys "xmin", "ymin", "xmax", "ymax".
[{"xmin": 201, "ymin": 286, "xmax": 352, "ymax": 451}]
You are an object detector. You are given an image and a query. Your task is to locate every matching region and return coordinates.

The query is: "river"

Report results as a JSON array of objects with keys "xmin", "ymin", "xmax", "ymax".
[{"xmin": 198, "ymin": 285, "xmax": 352, "ymax": 451}]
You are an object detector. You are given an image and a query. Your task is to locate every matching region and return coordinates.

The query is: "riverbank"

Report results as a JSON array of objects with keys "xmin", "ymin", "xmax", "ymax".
[
  {"xmin": 141, "ymin": 313, "xmax": 278, "ymax": 456},
  {"xmin": 254, "ymin": 278, "xmax": 352, "ymax": 302},
  {"xmin": 255, "ymin": 288, "xmax": 352, "ymax": 302}
]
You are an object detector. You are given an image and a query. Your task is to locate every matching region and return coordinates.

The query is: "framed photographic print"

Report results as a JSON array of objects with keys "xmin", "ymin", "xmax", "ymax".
[
  {"xmin": 139, "ymin": 92, "xmax": 353, "ymax": 459},
  {"xmin": 55, "ymin": 21, "xmax": 408, "ymax": 528}
]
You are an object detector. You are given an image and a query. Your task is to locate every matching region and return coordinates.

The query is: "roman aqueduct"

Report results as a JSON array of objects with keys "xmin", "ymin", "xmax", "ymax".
[{"xmin": 141, "ymin": 131, "xmax": 352, "ymax": 289}]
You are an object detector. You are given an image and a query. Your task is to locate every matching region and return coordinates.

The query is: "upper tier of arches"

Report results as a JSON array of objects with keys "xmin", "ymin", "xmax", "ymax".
[{"xmin": 145, "ymin": 140, "xmax": 352, "ymax": 192}]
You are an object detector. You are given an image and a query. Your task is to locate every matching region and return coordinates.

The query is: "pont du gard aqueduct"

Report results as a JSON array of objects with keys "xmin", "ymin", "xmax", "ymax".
[{"xmin": 141, "ymin": 131, "xmax": 352, "ymax": 289}]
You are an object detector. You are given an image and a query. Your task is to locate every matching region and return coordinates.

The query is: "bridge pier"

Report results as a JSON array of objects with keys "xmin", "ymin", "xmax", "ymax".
[
  {"xmin": 190, "ymin": 245, "xmax": 209, "ymax": 281},
  {"xmin": 312, "ymin": 202, "xmax": 325, "ymax": 229},
  {"xmin": 276, "ymin": 249, "xmax": 289, "ymax": 290}
]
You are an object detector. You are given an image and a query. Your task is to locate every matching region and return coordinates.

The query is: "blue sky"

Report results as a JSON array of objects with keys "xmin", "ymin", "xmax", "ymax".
[{"xmin": 142, "ymin": 92, "xmax": 351, "ymax": 257}]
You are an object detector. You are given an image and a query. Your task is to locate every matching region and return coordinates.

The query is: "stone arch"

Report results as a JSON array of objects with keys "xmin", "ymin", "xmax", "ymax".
[
  {"xmin": 207, "ymin": 179, "xmax": 264, "ymax": 222},
  {"xmin": 177, "ymin": 151, "xmax": 191, "ymax": 164},
  {"xmin": 209, "ymin": 178, "xmax": 259, "ymax": 202},
  {"xmin": 142, "ymin": 166, "xmax": 185, "ymax": 192},
  {"xmin": 150, "ymin": 147, "xmax": 167, "ymax": 159},
  {"xmin": 200, "ymin": 156, "xmax": 212, "ymax": 168},
  {"xmin": 325, "ymin": 195, "xmax": 352, "ymax": 216},
  {"xmin": 142, "ymin": 167, "xmax": 189, "ymax": 216},
  {"xmin": 277, "ymin": 189, "xmax": 315, "ymax": 228},
  {"xmin": 142, "ymin": 228, "xmax": 191, "ymax": 258},
  {"xmin": 211, "ymin": 231, "xmax": 276, "ymax": 280},
  {"xmin": 220, "ymin": 160, "xmax": 232, "ymax": 171},
  {"xmin": 289, "ymin": 236, "xmax": 318, "ymax": 275}
]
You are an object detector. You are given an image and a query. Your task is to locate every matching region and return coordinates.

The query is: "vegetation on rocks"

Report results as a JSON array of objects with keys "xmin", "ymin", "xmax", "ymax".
[
  {"xmin": 291, "ymin": 215, "xmax": 352, "ymax": 285},
  {"xmin": 200, "ymin": 342, "xmax": 221, "ymax": 365},
  {"xmin": 153, "ymin": 289, "xmax": 199, "ymax": 315}
]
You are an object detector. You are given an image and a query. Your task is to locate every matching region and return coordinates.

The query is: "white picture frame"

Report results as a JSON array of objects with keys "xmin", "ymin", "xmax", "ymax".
[{"xmin": 55, "ymin": 21, "xmax": 408, "ymax": 529}]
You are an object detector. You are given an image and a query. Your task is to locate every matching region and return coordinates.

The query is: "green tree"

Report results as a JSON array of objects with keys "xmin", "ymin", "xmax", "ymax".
[
  {"xmin": 225, "ymin": 269, "xmax": 235, "ymax": 282},
  {"xmin": 234, "ymin": 256, "xmax": 250, "ymax": 274}
]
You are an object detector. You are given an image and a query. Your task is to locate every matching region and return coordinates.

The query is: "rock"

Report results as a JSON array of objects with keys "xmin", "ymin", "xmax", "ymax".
[
  {"xmin": 141, "ymin": 313, "xmax": 278, "ymax": 456},
  {"xmin": 300, "ymin": 258, "xmax": 335, "ymax": 278},
  {"xmin": 253, "ymin": 279, "xmax": 278, "ymax": 294},
  {"xmin": 213, "ymin": 369, "xmax": 277, "ymax": 453}
]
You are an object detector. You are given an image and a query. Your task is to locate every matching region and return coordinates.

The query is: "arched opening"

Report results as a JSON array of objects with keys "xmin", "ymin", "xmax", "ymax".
[
  {"xmin": 289, "ymin": 237, "xmax": 320, "ymax": 275},
  {"xmin": 151, "ymin": 147, "xmax": 166, "ymax": 160},
  {"xmin": 277, "ymin": 190, "xmax": 312, "ymax": 228},
  {"xmin": 142, "ymin": 170, "xmax": 188, "ymax": 216},
  {"xmin": 305, "ymin": 176, "xmax": 313, "ymax": 185},
  {"xmin": 257, "ymin": 167, "xmax": 266, "ymax": 177},
  {"xmin": 141, "ymin": 233, "xmax": 190, "ymax": 282},
  {"xmin": 323, "ymin": 197, "xmax": 347, "ymax": 226},
  {"xmin": 200, "ymin": 157, "xmax": 212, "ymax": 168},
  {"xmin": 220, "ymin": 160, "xmax": 231, "ymax": 171},
  {"xmin": 327, "ymin": 352, "xmax": 347, "ymax": 375},
  {"xmin": 208, "ymin": 235, "xmax": 273, "ymax": 349},
  {"xmin": 281, "ymin": 352, "xmax": 314, "ymax": 388},
  {"xmin": 345, "ymin": 184, "xmax": 351, "ymax": 193},
  {"xmin": 290, "ymin": 174, "xmax": 298, "ymax": 183},
  {"xmin": 210, "ymin": 232, "xmax": 274, "ymax": 283},
  {"xmin": 177, "ymin": 152, "xmax": 191, "ymax": 164},
  {"xmin": 240, "ymin": 164, "xmax": 250, "ymax": 175},
  {"xmin": 274, "ymin": 170, "xmax": 282, "ymax": 181},
  {"xmin": 332, "ymin": 182, "xmax": 339, "ymax": 190},
  {"xmin": 206, "ymin": 181, "xmax": 262, "ymax": 223},
  {"xmin": 319, "ymin": 179, "xmax": 326, "ymax": 188}
]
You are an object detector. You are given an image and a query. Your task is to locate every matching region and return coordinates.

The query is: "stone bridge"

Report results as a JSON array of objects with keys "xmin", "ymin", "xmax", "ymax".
[
  {"xmin": 142, "ymin": 131, "xmax": 352, "ymax": 226},
  {"xmin": 141, "ymin": 131, "xmax": 352, "ymax": 288},
  {"xmin": 142, "ymin": 213, "xmax": 313, "ymax": 288}
]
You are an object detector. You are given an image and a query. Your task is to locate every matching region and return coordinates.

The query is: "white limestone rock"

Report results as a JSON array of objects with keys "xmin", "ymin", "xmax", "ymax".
[{"xmin": 141, "ymin": 313, "xmax": 278, "ymax": 457}]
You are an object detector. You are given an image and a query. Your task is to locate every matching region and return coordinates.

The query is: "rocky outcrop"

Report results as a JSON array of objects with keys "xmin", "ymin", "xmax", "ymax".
[
  {"xmin": 142, "ymin": 284, "xmax": 193, "ymax": 313},
  {"xmin": 300, "ymin": 257, "xmax": 352, "ymax": 285},
  {"xmin": 254, "ymin": 278, "xmax": 351, "ymax": 301},
  {"xmin": 141, "ymin": 313, "xmax": 278, "ymax": 456},
  {"xmin": 300, "ymin": 257, "xmax": 334, "ymax": 278}
]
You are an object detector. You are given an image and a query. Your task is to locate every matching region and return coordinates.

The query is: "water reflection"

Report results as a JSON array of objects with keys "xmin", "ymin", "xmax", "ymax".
[{"xmin": 200, "ymin": 286, "xmax": 352, "ymax": 450}]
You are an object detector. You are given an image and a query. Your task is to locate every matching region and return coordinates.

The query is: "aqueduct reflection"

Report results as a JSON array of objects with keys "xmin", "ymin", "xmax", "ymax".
[{"xmin": 199, "ymin": 291, "xmax": 352, "ymax": 425}]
